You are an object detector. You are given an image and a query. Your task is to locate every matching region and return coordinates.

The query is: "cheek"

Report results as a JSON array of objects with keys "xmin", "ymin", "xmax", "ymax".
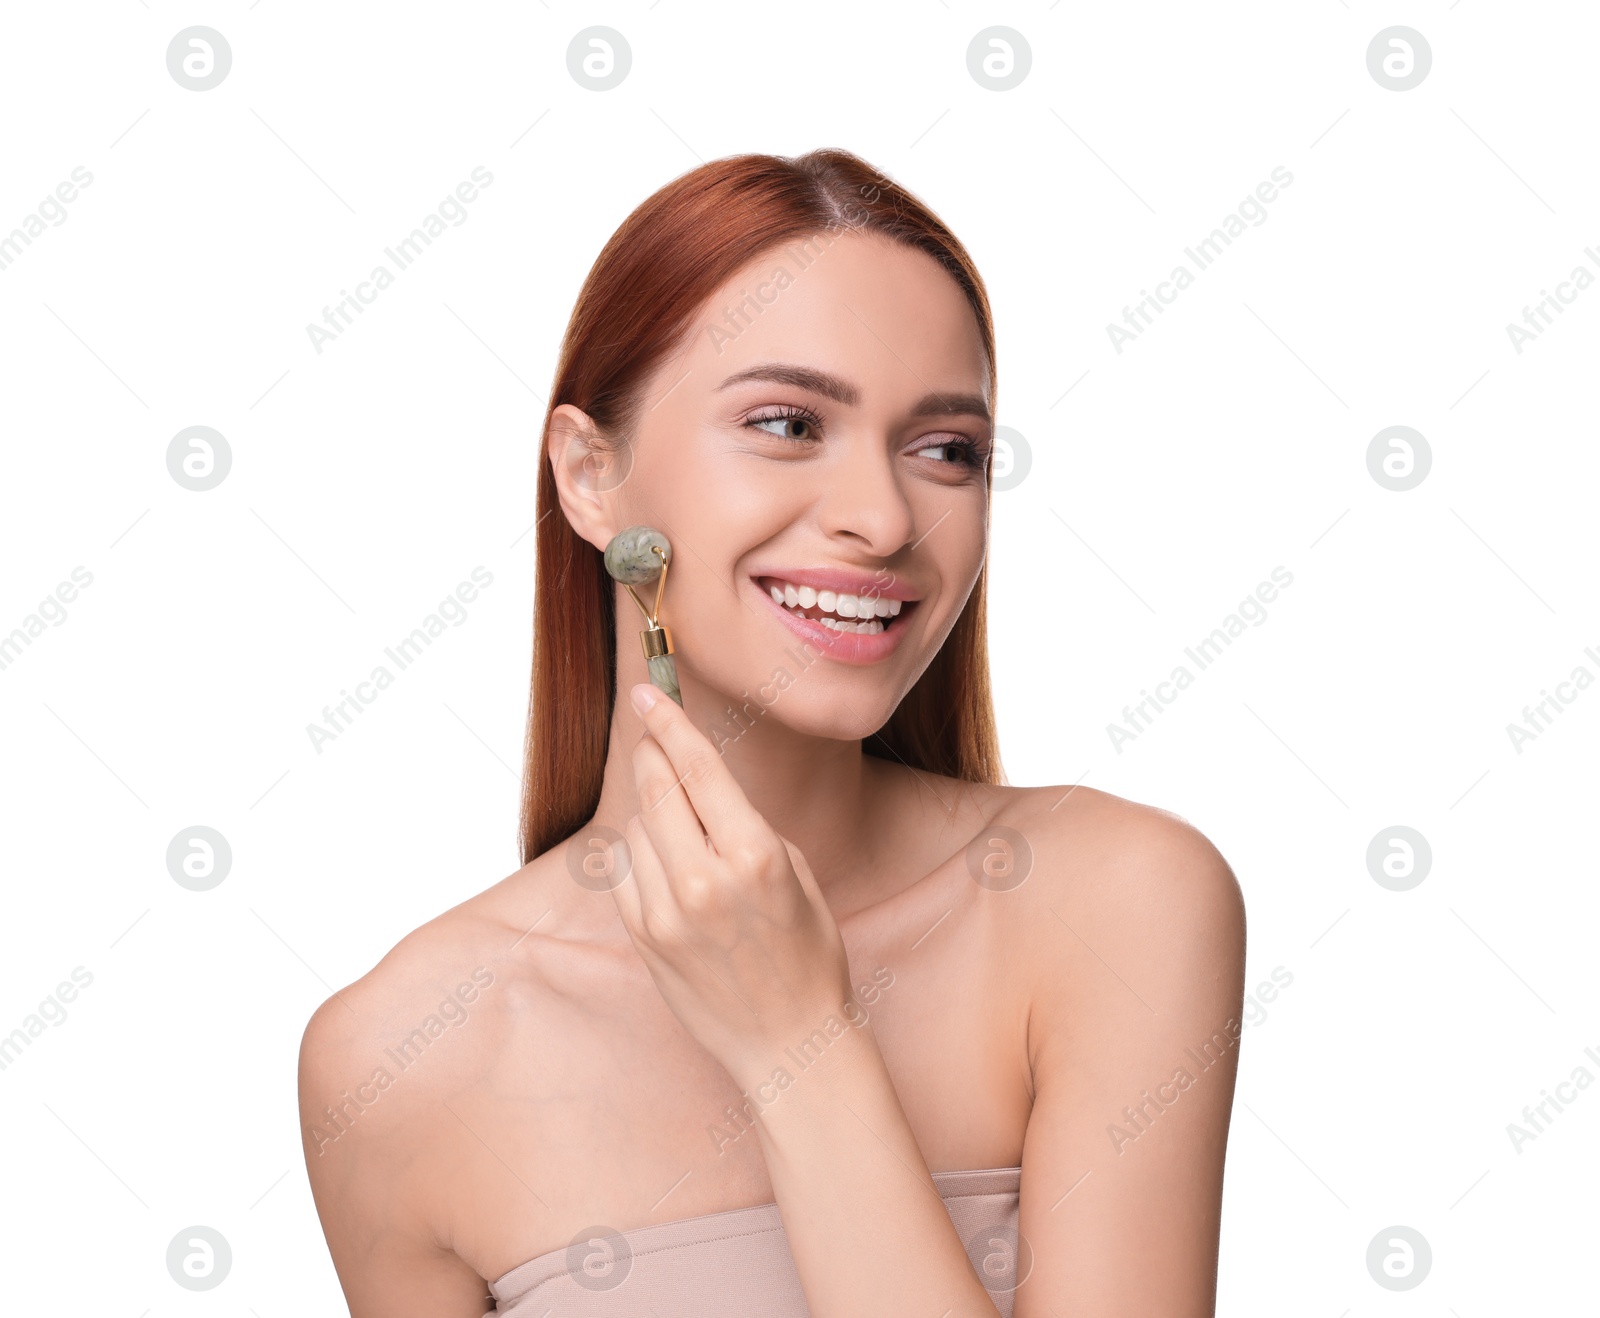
[
  {"xmin": 636, "ymin": 442, "xmax": 710, "ymax": 511},
  {"xmin": 909, "ymin": 486, "xmax": 987, "ymax": 571},
  {"xmin": 958, "ymin": 523, "xmax": 988, "ymax": 587}
]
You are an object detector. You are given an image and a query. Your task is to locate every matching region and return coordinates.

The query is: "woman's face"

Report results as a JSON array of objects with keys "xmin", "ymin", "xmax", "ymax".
[{"xmin": 563, "ymin": 228, "xmax": 992, "ymax": 743}]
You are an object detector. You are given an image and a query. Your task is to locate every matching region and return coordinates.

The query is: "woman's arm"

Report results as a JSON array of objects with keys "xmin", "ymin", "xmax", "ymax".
[
  {"xmin": 298, "ymin": 994, "xmax": 492, "ymax": 1317},
  {"xmin": 728, "ymin": 1005, "xmax": 1007, "ymax": 1315},
  {"xmin": 1015, "ymin": 800, "xmax": 1247, "ymax": 1315}
]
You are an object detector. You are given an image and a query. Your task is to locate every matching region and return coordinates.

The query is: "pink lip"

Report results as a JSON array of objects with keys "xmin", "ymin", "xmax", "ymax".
[
  {"xmin": 750, "ymin": 567, "xmax": 921, "ymax": 601},
  {"xmin": 750, "ymin": 575, "xmax": 918, "ymax": 666}
]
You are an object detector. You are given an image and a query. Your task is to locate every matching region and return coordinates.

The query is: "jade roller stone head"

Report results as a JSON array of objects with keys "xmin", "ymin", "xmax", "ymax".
[{"xmin": 603, "ymin": 525, "xmax": 683, "ymax": 708}]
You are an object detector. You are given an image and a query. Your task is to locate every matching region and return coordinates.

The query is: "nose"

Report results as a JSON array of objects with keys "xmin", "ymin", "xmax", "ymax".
[{"xmin": 813, "ymin": 429, "xmax": 917, "ymax": 556}]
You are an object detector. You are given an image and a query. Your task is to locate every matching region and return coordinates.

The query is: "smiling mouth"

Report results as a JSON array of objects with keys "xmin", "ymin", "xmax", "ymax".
[{"xmin": 754, "ymin": 576, "xmax": 918, "ymax": 636}]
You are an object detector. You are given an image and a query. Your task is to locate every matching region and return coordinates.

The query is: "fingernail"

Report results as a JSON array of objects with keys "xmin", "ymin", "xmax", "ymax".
[{"xmin": 630, "ymin": 683, "xmax": 657, "ymax": 714}]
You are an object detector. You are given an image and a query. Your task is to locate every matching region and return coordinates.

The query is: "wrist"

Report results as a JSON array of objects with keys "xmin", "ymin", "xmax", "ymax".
[
  {"xmin": 724, "ymin": 993, "xmax": 881, "ymax": 1097},
  {"xmin": 733, "ymin": 1021, "xmax": 903, "ymax": 1175}
]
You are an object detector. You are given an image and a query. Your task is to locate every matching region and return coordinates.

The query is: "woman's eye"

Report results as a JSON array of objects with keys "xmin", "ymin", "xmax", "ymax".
[
  {"xmin": 919, "ymin": 438, "xmax": 982, "ymax": 467},
  {"xmin": 751, "ymin": 415, "xmax": 816, "ymax": 441}
]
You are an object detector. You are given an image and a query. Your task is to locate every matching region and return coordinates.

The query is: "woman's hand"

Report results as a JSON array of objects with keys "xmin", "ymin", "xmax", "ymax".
[{"xmin": 611, "ymin": 681, "xmax": 856, "ymax": 1087}]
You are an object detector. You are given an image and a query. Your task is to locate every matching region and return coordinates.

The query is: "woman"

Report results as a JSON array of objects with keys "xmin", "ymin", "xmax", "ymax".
[{"xmin": 298, "ymin": 148, "xmax": 1247, "ymax": 1317}]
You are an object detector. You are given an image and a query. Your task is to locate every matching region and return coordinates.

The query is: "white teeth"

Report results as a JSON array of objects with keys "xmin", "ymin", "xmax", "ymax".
[{"xmin": 762, "ymin": 576, "xmax": 910, "ymax": 631}]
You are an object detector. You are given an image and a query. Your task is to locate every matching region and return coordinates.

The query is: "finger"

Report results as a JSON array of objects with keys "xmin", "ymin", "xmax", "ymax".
[
  {"xmin": 629, "ymin": 682, "xmax": 767, "ymax": 860},
  {"xmin": 778, "ymin": 835, "xmax": 820, "ymax": 897},
  {"xmin": 603, "ymin": 819, "xmax": 644, "ymax": 930},
  {"xmin": 631, "ymin": 729, "xmax": 720, "ymax": 901},
  {"xmin": 620, "ymin": 812, "xmax": 675, "ymax": 938}
]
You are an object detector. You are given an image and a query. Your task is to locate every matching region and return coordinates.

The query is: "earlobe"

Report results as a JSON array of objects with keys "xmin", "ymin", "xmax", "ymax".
[{"xmin": 547, "ymin": 403, "xmax": 627, "ymax": 551}]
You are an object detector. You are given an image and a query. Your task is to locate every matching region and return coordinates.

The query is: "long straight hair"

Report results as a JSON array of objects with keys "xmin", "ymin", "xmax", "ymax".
[{"xmin": 519, "ymin": 149, "xmax": 1004, "ymax": 866}]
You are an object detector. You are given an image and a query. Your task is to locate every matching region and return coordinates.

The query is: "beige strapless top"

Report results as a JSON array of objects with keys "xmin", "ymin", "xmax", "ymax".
[{"xmin": 484, "ymin": 1165, "xmax": 1024, "ymax": 1316}]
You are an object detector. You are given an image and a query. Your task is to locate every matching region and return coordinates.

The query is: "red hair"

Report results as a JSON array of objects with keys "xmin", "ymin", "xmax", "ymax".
[{"xmin": 518, "ymin": 149, "xmax": 1003, "ymax": 865}]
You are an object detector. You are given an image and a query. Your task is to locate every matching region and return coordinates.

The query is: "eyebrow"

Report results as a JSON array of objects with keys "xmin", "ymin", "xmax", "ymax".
[{"xmin": 716, "ymin": 362, "xmax": 991, "ymax": 424}]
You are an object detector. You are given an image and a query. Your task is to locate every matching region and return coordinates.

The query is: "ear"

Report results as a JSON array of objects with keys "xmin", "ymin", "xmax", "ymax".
[{"xmin": 546, "ymin": 403, "xmax": 631, "ymax": 553}]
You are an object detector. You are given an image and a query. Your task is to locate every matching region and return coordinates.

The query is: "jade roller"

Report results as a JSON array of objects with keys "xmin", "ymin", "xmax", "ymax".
[{"xmin": 603, "ymin": 525, "xmax": 683, "ymax": 708}]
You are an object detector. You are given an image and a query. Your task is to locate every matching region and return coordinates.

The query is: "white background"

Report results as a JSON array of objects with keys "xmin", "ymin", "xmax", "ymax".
[{"xmin": 1, "ymin": 2, "xmax": 1594, "ymax": 1313}]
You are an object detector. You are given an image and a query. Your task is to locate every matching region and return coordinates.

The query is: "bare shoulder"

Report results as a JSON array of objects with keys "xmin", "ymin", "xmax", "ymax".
[
  {"xmin": 996, "ymin": 783, "xmax": 1247, "ymax": 1023},
  {"xmin": 1005, "ymin": 782, "xmax": 1242, "ymax": 919},
  {"xmin": 296, "ymin": 885, "xmax": 512, "ymax": 1172},
  {"xmin": 297, "ymin": 889, "xmax": 521, "ymax": 1118},
  {"xmin": 296, "ymin": 871, "xmax": 547, "ymax": 1314}
]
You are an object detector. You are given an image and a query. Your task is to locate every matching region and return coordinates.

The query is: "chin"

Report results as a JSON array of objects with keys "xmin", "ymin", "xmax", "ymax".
[{"xmin": 687, "ymin": 663, "xmax": 901, "ymax": 746}]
